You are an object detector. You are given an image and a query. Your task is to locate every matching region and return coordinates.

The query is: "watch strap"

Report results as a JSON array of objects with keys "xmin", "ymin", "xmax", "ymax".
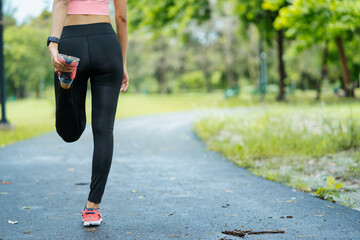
[{"xmin": 47, "ymin": 36, "xmax": 60, "ymax": 47}]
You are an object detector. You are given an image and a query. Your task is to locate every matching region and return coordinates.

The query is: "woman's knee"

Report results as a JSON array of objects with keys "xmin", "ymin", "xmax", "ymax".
[
  {"xmin": 92, "ymin": 122, "xmax": 114, "ymax": 138},
  {"xmin": 56, "ymin": 125, "xmax": 83, "ymax": 143}
]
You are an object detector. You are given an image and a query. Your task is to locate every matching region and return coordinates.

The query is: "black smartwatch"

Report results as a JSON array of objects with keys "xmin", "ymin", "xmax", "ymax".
[{"xmin": 47, "ymin": 36, "xmax": 60, "ymax": 47}]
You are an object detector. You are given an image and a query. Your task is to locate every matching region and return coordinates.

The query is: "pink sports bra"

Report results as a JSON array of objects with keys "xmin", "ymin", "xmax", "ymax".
[{"xmin": 68, "ymin": 0, "xmax": 110, "ymax": 16}]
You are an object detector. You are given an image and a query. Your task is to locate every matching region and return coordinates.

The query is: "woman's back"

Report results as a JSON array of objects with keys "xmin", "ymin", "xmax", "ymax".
[
  {"xmin": 65, "ymin": 0, "xmax": 111, "ymax": 26},
  {"xmin": 68, "ymin": 0, "xmax": 110, "ymax": 15}
]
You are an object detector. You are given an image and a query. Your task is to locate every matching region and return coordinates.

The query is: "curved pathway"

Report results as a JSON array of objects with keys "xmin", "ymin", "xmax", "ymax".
[{"xmin": 1, "ymin": 108, "xmax": 360, "ymax": 239}]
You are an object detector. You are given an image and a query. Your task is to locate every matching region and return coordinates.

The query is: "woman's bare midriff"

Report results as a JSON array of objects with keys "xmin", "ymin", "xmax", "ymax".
[{"xmin": 64, "ymin": 15, "xmax": 111, "ymax": 26}]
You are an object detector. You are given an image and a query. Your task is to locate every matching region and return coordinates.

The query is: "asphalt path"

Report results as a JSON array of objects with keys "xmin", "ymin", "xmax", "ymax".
[{"xmin": 1, "ymin": 108, "xmax": 360, "ymax": 239}]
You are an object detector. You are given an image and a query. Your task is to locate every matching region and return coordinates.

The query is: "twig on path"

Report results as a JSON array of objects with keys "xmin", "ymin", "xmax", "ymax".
[
  {"xmin": 222, "ymin": 229, "xmax": 285, "ymax": 237},
  {"xmin": 247, "ymin": 229, "xmax": 285, "ymax": 235}
]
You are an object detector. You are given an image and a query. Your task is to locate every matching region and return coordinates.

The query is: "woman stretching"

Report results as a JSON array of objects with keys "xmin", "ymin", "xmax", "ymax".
[{"xmin": 48, "ymin": 0, "xmax": 129, "ymax": 227}]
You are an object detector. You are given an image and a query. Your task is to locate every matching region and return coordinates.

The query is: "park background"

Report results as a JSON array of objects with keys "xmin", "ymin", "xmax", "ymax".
[{"xmin": 1, "ymin": 0, "xmax": 360, "ymax": 210}]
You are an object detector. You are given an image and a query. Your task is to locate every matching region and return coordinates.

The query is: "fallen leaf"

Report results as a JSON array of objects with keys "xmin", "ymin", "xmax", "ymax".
[
  {"xmin": 138, "ymin": 196, "xmax": 144, "ymax": 199},
  {"xmin": 224, "ymin": 190, "xmax": 232, "ymax": 193},
  {"xmin": 325, "ymin": 204, "xmax": 334, "ymax": 208},
  {"xmin": 287, "ymin": 216, "xmax": 293, "ymax": 218},
  {"xmin": 2, "ymin": 181, "xmax": 13, "ymax": 185},
  {"xmin": 222, "ymin": 203, "xmax": 230, "ymax": 208},
  {"xmin": 8, "ymin": 220, "xmax": 18, "ymax": 224},
  {"xmin": 126, "ymin": 232, "xmax": 132, "ymax": 234},
  {"xmin": 23, "ymin": 231, "xmax": 31, "ymax": 234},
  {"xmin": 131, "ymin": 190, "xmax": 137, "ymax": 193},
  {"xmin": 225, "ymin": 213, "xmax": 238, "ymax": 217},
  {"xmin": 23, "ymin": 206, "xmax": 30, "ymax": 209},
  {"xmin": 169, "ymin": 234, "xmax": 180, "ymax": 238},
  {"xmin": 86, "ymin": 228, "xmax": 98, "ymax": 232},
  {"xmin": 168, "ymin": 212, "xmax": 175, "ymax": 216},
  {"xmin": 0, "ymin": 192, "xmax": 9, "ymax": 195}
]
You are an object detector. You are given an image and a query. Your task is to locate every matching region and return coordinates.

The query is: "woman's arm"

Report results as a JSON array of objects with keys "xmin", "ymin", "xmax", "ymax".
[
  {"xmin": 48, "ymin": 0, "xmax": 74, "ymax": 73},
  {"xmin": 114, "ymin": 0, "xmax": 128, "ymax": 67},
  {"xmin": 114, "ymin": 0, "xmax": 129, "ymax": 92}
]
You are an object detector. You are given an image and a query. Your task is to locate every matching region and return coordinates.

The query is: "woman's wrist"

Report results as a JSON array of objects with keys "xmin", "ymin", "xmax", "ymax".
[{"xmin": 48, "ymin": 42, "xmax": 59, "ymax": 50}]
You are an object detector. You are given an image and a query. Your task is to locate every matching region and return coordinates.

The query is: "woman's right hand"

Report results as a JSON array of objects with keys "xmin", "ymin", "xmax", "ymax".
[{"xmin": 48, "ymin": 42, "xmax": 75, "ymax": 73}]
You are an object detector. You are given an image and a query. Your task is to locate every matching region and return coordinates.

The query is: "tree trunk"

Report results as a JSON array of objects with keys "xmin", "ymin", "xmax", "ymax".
[
  {"xmin": 336, "ymin": 36, "xmax": 354, "ymax": 97},
  {"xmin": 224, "ymin": 27, "xmax": 237, "ymax": 88},
  {"xmin": 316, "ymin": 42, "xmax": 328, "ymax": 101},
  {"xmin": 204, "ymin": 68, "xmax": 212, "ymax": 93},
  {"xmin": 226, "ymin": 66, "xmax": 236, "ymax": 88},
  {"xmin": 276, "ymin": 30, "xmax": 286, "ymax": 101},
  {"xmin": 203, "ymin": 48, "xmax": 212, "ymax": 93},
  {"xmin": 156, "ymin": 67, "xmax": 167, "ymax": 94}
]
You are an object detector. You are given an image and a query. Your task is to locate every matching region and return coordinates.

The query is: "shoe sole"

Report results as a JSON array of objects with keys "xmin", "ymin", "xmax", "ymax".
[{"xmin": 82, "ymin": 218, "xmax": 103, "ymax": 227}]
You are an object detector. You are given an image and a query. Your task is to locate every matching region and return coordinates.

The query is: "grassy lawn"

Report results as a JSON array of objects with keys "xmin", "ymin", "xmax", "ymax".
[
  {"xmin": 2, "ymin": 88, "xmax": 359, "ymax": 148},
  {"xmin": 0, "ymin": 90, "xmax": 230, "ymax": 147},
  {"xmin": 194, "ymin": 102, "xmax": 360, "ymax": 209}
]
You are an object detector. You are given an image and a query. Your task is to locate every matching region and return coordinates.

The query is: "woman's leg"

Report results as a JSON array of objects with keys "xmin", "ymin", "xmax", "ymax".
[
  {"xmin": 87, "ymin": 70, "xmax": 122, "ymax": 203},
  {"xmin": 87, "ymin": 33, "xmax": 123, "ymax": 204},
  {"xmin": 53, "ymin": 33, "xmax": 90, "ymax": 143},
  {"xmin": 54, "ymin": 71, "xmax": 89, "ymax": 142}
]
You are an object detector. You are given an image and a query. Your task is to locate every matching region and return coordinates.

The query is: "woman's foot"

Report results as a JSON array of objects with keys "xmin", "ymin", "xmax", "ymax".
[
  {"xmin": 82, "ymin": 204, "xmax": 103, "ymax": 227},
  {"xmin": 57, "ymin": 54, "xmax": 79, "ymax": 90}
]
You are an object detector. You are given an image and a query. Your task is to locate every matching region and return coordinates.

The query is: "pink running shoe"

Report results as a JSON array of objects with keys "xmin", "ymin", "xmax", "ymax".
[
  {"xmin": 57, "ymin": 54, "xmax": 80, "ymax": 86},
  {"xmin": 82, "ymin": 205, "xmax": 103, "ymax": 227}
]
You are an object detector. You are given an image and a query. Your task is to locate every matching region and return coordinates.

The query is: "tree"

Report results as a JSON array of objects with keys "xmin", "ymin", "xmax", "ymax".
[
  {"xmin": 4, "ymin": 9, "xmax": 52, "ymax": 98},
  {"xmin": 223, "ymin": 0, "xmax": 288, "ymax": 101},
  {"xmin": 127, "ymin": 0, "xmax": 211, "ymax": 93},
  {"xmin": 271, "ymin": 0, "xmax": 360, "ymax": 97}
]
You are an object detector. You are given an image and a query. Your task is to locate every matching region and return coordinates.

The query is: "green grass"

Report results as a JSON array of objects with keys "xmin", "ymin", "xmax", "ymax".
[
  {"xmin": 194, "ymin": 103, "xmax": 360, "ymax": 208},
  {"xmin": 0, "ymin": 90, "xmax": 233, "ymax": 147},
  {"xmin": 2, "ymin": 88, "xmax": 360, "ymax": 147}
]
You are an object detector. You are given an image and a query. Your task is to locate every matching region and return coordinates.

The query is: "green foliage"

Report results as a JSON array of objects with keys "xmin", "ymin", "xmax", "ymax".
[
  {"xmin": 2, "ymin": 0, "xmax": 360, "ymax": 100},
  {"xmin": 3, "ymin": 9, "xmax": 53, "ymax": 98},
  {"xmin": 4, "ymin": 24, "xmax": 52, "ymax": 98},
  {"xmin": 314, "ymin": 176, "xmax": 343, "ymax": 202},
  {"xmin": 273, "ymin": 0, "xmax": 360, "ymax": 43},
  {"xmin": 224, "ymin": 0, "xmax": 279, "ymax": 43},
  {"xmin": 179, "ymin": 71, "xmax": 206, "ymax": 90},
  {"xmin": 128, "ymin": 0, "xmax": 211, "ymax": 35}
]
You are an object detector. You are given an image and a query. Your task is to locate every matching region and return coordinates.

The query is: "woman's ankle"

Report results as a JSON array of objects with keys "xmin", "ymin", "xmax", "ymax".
[
  {"xmin": 86, "ymin": 200, "xmax": 100, "ymax": 209},
  {"xmin": 60, "ymin": 82, "xmax": 71, "ymax": 89}
]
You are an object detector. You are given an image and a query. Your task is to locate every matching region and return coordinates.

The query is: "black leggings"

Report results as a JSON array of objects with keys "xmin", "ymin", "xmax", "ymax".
[{"xmin": 54, "ymin": 23, "xmax": 123, "ymax": 203}]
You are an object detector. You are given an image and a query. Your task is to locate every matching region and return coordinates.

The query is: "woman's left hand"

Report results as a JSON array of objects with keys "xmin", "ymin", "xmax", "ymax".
[{"xmin": 120, "ymin": 67, "xmax": 129, "ymax": 92}]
